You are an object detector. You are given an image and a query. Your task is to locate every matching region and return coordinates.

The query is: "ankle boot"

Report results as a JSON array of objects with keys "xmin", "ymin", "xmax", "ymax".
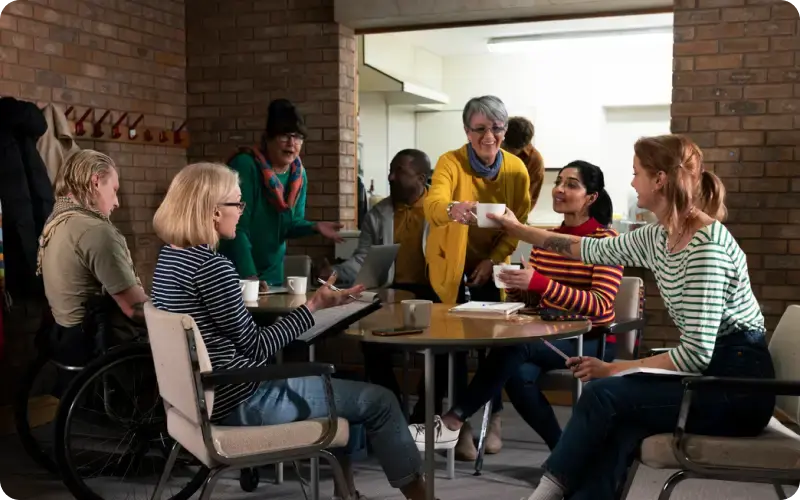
[
  {"xmin": 485, "ymin": 414, "xmax": 503, "ymax": 454},
  {"xmin": 454, "ymin": 421, "xmax": 478, "ymax": 461}
]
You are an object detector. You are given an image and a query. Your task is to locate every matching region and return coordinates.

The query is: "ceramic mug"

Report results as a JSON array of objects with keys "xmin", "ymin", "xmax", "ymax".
[
  {"xmin": 493, "ymin": 264, "xmax": 521, "ymax": 289},
  {"xmin": 239, "ymin": 279, "xmax": 259, "ymax": 302},
  {"xmin": 476, "ymin": 203, "xmax": 506, "ymax": 228},
  {"xmin": 287, "ymin": 276, "xmax": 308, "ymax": 295},
  {"xmin": 402, "ymin": 299, "xmax": 433, "ymax": 329}
]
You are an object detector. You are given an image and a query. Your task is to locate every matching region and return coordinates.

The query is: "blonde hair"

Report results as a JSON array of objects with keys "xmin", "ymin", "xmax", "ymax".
[
  {"xmin": 634, "ymin": 134, "xmax": 727, "ymax": 235},
  {"xmin": 153, "ymin": 163, "xmax": 240, "ymax": 248},
  {"xmin": 55, "ymin": 150, "xmax": 116, "ymax": 207}
]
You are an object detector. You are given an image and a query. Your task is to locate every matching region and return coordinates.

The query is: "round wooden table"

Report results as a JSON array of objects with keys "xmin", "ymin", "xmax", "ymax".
[{"xmin": 345, "ymin": 303, "xmax": 591, "ymax": 500}]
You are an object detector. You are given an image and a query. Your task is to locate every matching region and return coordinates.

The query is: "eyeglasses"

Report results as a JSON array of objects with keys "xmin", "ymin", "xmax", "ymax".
[
  {"xmin": 220, "ymin": 201, "xmax": 246, "ymax": 212},
  {"xmin": 276, "ymin": 133, "xmax": 305, "ymax": 144},
  {"xmin": 467, "ymin": 126, "xmax": 507, "ymax": 136}
]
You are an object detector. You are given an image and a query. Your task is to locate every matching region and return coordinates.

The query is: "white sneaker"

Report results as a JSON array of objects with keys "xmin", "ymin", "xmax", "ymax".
[{"xmin": 408, "ymin": 415, "xmax": 460, "ymax": 451}]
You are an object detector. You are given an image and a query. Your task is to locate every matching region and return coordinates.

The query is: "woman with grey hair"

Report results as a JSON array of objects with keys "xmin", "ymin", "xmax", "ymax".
[{"xmin": 416, "ymin": 96, "xmax": 531, "ymax": 460}]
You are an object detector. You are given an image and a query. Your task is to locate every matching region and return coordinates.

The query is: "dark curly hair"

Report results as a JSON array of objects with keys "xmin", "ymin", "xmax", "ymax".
[{"xmin": 502, "ymin": 116, "xmax": 535, "ymax": 151}]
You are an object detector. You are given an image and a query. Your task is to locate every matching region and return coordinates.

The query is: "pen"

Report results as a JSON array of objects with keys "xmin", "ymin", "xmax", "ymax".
[
  {"xmin": 316, "ymin": 278, "xmax": 360, "ymax": 301},
  {"xmin": 541, "ymin": 339, "xmax": 570, "ymax": 362}
]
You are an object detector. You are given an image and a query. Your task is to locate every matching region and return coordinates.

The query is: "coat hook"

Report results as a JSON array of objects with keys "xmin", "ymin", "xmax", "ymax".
[
  {"xmin": 173, "ymin": 120, "xmax": 187, "ymax": 144},
  {"xmin": 144, "ymin": 129, "xmax": 153, "ymax": 142},
  {"xmin": 65, "ymin": 106, "xmax": 74, "ymax": 119},
  {"xmin": 158, "ymin": 129, "xmax": 168, "ymax": 143},
  {"xmin": 75, "ymin": 108, "xmax": 93, "ymax": 136},
  {"xmin": 93, "ymin": 110, "xmax": 111, "ymax": 138},
  {"xmin": 128, "ymin": 114, "xmax": 144, "ymax": 140},
  {"xmin": 111, "ymin": 112, "xmax": 128, "ymax": 139}
]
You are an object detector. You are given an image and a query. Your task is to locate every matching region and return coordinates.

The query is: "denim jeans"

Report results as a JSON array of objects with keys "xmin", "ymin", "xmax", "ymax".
[
  {"xmin": 453, "ymin": 338, "xmax": 615, "ymax": 450},
  {"xmin": 543, "ymin": 330, "xmax": 776, "ymax": 500},
  {"xmin": 221, "ymin": 376, "xmax": 423, "ymax": 488}
]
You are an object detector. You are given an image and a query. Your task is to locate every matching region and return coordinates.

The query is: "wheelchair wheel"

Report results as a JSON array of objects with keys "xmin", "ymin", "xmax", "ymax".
[
  {"xmin": 54, "ymin": 343, "xmax": 209, "ymax": 500},
  {"xmin": 14, "ymin": 352, "xmax": 65, "ymax": 473}
]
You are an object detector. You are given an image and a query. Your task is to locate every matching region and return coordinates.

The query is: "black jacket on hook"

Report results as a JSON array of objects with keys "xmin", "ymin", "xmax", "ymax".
[{"xmin": 0, "ymin": 97, "xmax": 54, "ymax": 300}]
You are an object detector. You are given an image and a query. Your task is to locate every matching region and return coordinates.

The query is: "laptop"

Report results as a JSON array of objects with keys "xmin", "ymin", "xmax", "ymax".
[{"xmin": 352, "ymin": 244, "xmax": 400, "ymax": 290}]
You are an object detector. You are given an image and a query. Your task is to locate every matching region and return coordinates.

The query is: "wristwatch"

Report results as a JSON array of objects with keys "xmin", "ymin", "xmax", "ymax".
[{"xmin": 446, "ymin": 202, "xmax": 457, "ymax": 220}]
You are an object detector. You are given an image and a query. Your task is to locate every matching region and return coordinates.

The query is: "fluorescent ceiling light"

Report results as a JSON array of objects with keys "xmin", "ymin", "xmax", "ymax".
[{"xmin": 487, "ymin": 25, "xmax": 672, "ymax": 53}]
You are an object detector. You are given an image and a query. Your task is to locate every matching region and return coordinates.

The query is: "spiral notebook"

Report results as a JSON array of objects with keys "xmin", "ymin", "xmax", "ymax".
[{"xmin": 449, "ymin": 301, "xmax": 526, "ymax": 316}]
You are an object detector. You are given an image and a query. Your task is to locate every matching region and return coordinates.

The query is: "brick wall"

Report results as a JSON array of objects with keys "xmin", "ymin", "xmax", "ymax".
[
  {"xmin": 645, "ymin": 0, "xmax": 800, "ymax": 349},
  {"xmin": 185, "ymin": 0, "xmax": 358, "ymax": 261},
  {"xmin": 0, "ymin": 0, "xmax": 186, "ymax": 401}
]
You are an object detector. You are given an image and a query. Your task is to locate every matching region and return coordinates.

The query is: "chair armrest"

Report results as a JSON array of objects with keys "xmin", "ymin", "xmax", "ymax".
[
  {"xmin": 607, "ymin": 317, "xmax": 646, "ymax": 333},
  {"xmin": 682, "ymin": 376, "xmax": 800, "ymax": 396},
  {"xmin": 202, "ymin": 362, "xmax": 336, "ymax": 387}
]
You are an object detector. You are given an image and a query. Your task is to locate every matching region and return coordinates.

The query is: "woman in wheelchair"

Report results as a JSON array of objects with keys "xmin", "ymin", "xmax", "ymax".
[
  {"xmin": 38, "ymin": 150, "xmax": 149, "ymax": 367},
  {"xmin": 150, "ymin": 163, "xmax": 431, "ymax": 500},
  {"xmin": 409, "ymin": 160, "xmax": 623, "ymax": 453},
  {"xmin": 490, "ymin": 135, "xmax": 776, "ymax": 500}
]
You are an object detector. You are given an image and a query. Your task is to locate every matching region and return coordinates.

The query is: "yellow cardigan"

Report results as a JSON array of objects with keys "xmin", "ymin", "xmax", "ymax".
[{"xmin": 424, "ymin": 145, "xmax": 532, "ymax": 304}]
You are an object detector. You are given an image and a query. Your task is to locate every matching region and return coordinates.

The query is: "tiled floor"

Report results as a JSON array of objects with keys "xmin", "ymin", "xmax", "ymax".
[{"xmin": 0, "ymin": 406, "xmax": 795, "ymax": 500}]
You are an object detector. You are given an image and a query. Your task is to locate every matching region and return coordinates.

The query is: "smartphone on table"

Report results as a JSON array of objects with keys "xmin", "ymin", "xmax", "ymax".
[
  {"xmin": 372, "ymin": 328, "xmax": 424, "ymax": 337},
  {"xmin": 539, "ymin": 308, "xmax": 587, "ymax": 322}
]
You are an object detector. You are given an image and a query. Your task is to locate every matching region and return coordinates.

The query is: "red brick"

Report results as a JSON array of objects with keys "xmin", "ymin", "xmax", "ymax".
[
  {"xmin": 718, "ymin": 130, "xmax": 765, "ymax": 145},
  {"xmin": 674, "ymin": 70, "xmax": 718, "ymax": 85},
  {"xmin": 744, "ymin": 83, "xmax": 794, "ymax": 98},
  {"xmin": 672, "ymin": 101, "xmax": 717, "ymax": 116},
  {"xmin": 771, "ymin": 2, "xmax": 799, "ymax": 19},
  {"xmin": 696, "ymin": 53, "xmax": 744, "ymax": 69},
  {"xmin": 691, "ymin": 116, "xmax": 742, "ymax": 130},
  {"xmin": 675, "ymin": 9, "xmax": 722, "ymax": 25},
  {"xmin": 720, "ymin": 37, "xmax": 770, "ymax": 52},
  {"xmin": 766, "ymin": 131, "xmax": 800, "ymax": 145},
  {"xmin": 675, "ymin": 40, "xmax": 719, "ymax": 55},
  {"xmin": 742, "ymin": 115, "xmax": 794, "ymax": 129},
  {"xmin": 745, "ymin": 51, "xmax": 795, "ymax": 67},
  {"xmin": 696, "ymin": 22, "xmax": 746, "ymax": 39}
]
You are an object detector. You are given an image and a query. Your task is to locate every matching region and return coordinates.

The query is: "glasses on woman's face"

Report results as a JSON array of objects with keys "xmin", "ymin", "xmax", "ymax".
[
  {"xmin": 276, "ymin": 133, "xmax": 305, "ymax": 145},
  {"xmin": 467, "ymin": 125, "xmax": 507, "ymax": 137},
  {"xmin": 220, "ymin": 201, "xmax": 246, "ymax": 212}
]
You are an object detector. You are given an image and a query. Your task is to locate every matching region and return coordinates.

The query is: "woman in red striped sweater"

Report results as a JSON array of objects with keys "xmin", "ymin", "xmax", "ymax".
[{"xmin": 409, "ymin": 161, "xmax": 623, "ymax": 452}]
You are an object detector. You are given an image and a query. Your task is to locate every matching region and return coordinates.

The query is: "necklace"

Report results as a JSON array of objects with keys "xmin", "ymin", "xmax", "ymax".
[{"xmin": 665, "ymin": 207, "xmax": 696, "ymax": 254}]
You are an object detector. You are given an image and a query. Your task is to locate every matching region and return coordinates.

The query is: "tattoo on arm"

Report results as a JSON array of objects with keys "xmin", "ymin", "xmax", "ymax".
[
  {"xmin": 542, "ymin": 236, "xmax": 578, "ymax": 257},
  {"xmin": 131, "ymin": 301, "xmax": 146, "ymax": 324}
]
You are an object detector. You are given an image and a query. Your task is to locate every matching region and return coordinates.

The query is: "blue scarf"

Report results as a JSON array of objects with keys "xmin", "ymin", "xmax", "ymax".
[{"xmin": 467, "ymin": 144, "xmax": 503, "ymax": 179}]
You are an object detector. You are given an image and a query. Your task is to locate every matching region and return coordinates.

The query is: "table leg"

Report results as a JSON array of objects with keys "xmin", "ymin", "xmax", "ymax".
[
  {"xmin": 276, "ymin": 350, "xmax": 284, "ymax": 484},
  {"xmin": 402, "ymin": 351, "xmax": 411, "ymax": 421},
  {"xmin": 309, "ymin": 344, "xmax": 319, "ymax": 500},
  {"xmin": 424, "ymin": 348, "xmax": 435, "ymax": 500},
  {"xmin": 446, "ymin": 352, "xmax": 455, "ymax": 480}
]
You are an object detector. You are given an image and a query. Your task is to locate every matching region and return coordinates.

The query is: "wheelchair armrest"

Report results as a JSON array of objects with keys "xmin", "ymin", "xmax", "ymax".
[
  {"xmin": 202, "ymin": 362, "xmax": 336, "ymax": 387},
  {"xmin": 682, "ymin": 376, "xmax": 800, "ymax": 396},
  {"xmin": 607, "ymin": 317, "xmax": 646, "ymax": 333}
]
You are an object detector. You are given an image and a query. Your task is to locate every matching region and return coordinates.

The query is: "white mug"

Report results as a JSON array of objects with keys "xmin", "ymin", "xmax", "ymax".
[
  {"xmin": 287, "ymin": 276, "xmax": 308, "ymax": 295},
  {"xmin": 493, "ymin": 264, "xmax": 521, "ymax": 289},
  {"xmin": 402, "ymin": 299, "xmax": 433, "ymax": 329},
  {"xmin": 239, "ymin": 279, "xmax": 259, "ymax": 302},
  {"xmin": 476, "ymin": 203, "xmax": 506, "ymax": 228}
]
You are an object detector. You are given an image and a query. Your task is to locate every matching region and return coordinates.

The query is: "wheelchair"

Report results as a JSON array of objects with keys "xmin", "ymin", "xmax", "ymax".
[{"xmin": 15, "ymin": 298, "xmax": 267, "ymax": 500}]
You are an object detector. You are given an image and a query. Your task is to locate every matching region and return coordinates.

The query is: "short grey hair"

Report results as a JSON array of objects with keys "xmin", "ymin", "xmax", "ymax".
[{"xmin": 462, "ymin": 95, "xmax": 508, "ymax": 128}]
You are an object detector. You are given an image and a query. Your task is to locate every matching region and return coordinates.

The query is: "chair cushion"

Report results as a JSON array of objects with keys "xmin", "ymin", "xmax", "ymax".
[
  {"xmin": 168, "ymin": 407, "xmax": 350, "ymax": 467},
  {"xmin": 640, "ymin": 418, "xmax": 800, "ymax": 470}
]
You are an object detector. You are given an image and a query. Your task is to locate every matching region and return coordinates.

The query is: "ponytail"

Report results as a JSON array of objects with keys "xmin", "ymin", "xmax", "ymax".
[
  {"xmin": 699, "ymin": 170, "xmax": 727, "ymax": 222},
  {"xmin": 590, "ymin": 188, "xmax": 613, "ymax": 226}
]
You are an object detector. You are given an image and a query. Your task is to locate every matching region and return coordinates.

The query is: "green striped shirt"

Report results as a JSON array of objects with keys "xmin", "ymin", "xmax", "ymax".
[{"xmin": 581, "ymin": 221, "xmax": 764, "ymax": 373}]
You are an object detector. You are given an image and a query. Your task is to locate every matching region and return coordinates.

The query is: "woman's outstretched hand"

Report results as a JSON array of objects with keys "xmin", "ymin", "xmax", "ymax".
[
  {"xmin": 486, "ymin": 208, "xmax": 522, "ymax": 233},
  {"xmin": 305, "ymin": 273, "xmax": 365, "ymax": 313}
]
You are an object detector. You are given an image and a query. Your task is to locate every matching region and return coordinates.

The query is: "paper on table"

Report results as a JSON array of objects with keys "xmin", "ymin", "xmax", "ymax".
[
  {"xmin": 356, "ymin": 291, "xmax": 379, "ymax": 303},
  {"xmin": 449, "ymin": 301, "xmax": 526, "ymax": 316},
  {"xmin": 296, "ymin": 300, "xmax": 378, "ymax": 342},
  {"xmin": 613, "ymin": 367, "xmax": 700, "ymax": 378}
]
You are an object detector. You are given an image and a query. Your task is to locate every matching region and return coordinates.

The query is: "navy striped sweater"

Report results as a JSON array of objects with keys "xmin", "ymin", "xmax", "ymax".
[{"xmin": 151, "ymin": 244, "xmax": 314, "ymax": 421}]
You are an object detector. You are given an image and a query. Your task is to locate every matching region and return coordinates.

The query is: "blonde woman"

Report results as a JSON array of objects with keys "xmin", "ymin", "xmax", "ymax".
[
  {"xmin": 38, "ymin": 150, "xmax": 147, "ymax": 366},
  {"xmin": 151, "ymin": 163, "xmax": 431, "ymax": 500}
]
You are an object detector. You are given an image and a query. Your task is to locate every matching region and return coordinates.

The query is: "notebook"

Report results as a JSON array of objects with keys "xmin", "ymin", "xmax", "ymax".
[
  {"xmin": 449, "ymin": 301, "xmax": 526, "ymax": 316},
  {"xmin": 296, "ymin": 300, "xmax": 381, "ymax": 343},
  {"xmin": 613, "ymin": 367, "xmax": 700, "ymax": 378}
]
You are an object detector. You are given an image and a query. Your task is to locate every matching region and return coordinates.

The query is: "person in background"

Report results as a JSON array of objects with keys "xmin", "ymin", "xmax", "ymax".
[
  {"xmin": 151, "ymin": 162, "xmax": 432, "ymax": 500},
  {"xmin": 219, "ymin": 98, "xmax": 343, "ymax": 289},
  {"xmin": 490, "ymin": 135, "xmax": 774, "ymax": 500},
  {"xmin": 409, "ymin": 160, "xmax": 623, "ymax": 454},
  {"xmin": 424, "ymin": 95, "xmax": 532, "ymax": 459},
  {"xmin": 37, "ymin": 150, "xmax": 148, "ymax": 366},
  {"xmin": 320, "ymin": 149, "xmax": 453, "ymax": 423},
  {"xmin": 502, "ymin": 116, "xmax": 545, "ymax": 209}
]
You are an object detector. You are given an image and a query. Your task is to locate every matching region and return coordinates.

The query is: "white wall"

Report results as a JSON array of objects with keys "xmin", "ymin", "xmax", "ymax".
[
  {"xmin": 417, "ymin": 31, "xmax": 673, "ymax": 224},
  {"xmin": 358, "ymin": 93, "xmax": 417, "ymax": 197}
]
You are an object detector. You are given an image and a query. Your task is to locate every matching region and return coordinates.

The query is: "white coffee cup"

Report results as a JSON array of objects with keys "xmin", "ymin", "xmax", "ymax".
[
  {"xmin": 239, "ymin": 279, "xmax": 259, "ymax": 302},
  {"xmin": 402, "ymin": 299, "xmax": 433, "ymax": 329},
  {"xmin": 493, "ymin": 264, "xmax": 521, "ymax": 289},
  {"xmin": 287, "ymin": 276, "xmax": 308, "ymax": 295},
  {"xmin": 476, "ymin": 203, "xmax": 507, "ymax": 228}
]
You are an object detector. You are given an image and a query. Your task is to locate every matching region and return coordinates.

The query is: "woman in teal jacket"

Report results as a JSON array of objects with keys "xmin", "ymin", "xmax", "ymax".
[{"xmin": 219, "ymin": 99, "xmax": 342, "ymax": 287}]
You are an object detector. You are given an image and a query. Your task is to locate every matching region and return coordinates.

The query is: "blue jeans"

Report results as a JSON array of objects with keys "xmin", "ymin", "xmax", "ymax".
[
  {"xmin": 453, "ymin": 338, "xmax": 614, "ymax": 450},
  {"xmin": 222, "ymin": 376, "xmax": 423, "ymax": 488},
  {"xmin": 544, "ymin": 330, "xmax": 776, "ymax": 500}
]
